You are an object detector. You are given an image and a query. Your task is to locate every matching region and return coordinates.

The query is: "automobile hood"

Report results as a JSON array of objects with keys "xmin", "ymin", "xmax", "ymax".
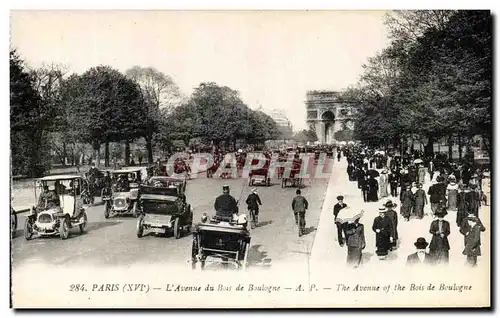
[
  {"xmin": 113, "ymin": 192, "xmax": 131, "ymax": 199},
  {"xmin": 144, "ymin": 214, "xmax": 173, "ymax": 224},
  {"xmin": 38, "ymin": 207, "xmax": 62, "ymax": 216}
]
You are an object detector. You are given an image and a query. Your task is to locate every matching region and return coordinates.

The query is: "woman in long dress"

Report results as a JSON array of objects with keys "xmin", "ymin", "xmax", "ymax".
[
  {"xmin": 372, "ymin": 207, "xmax": 393, "ymax": 260},
  {"xmin": 400, "ymin": 186, "xmax": 414, "ymax": 221},
  {"xmin": 446, "ymin": 176, "xmax": 459, "ymax": 211},
  {"xmin": 379, "ymin": 170, "xmax": 389, "ymax": 198},
  {"xmin": 345, "ymin": 217, "xmax": 365, "ymax": 268}
]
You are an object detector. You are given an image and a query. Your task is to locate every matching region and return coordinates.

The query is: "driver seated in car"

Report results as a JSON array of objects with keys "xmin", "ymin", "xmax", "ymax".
[
  {"xmin": 38, "ymin": 185, "xmax": 60, "ymax": 209},
  {"xmin": 116, "ymin": 174, "xmax": 130, "ymax": 192},
  {"xmin": 214, "ymin": 185, "xmax": 238, "ymax": 219}
]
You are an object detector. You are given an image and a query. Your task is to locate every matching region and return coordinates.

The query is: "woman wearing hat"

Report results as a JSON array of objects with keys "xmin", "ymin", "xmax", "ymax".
[
  {"xmin": 400, "ymin": 184, "xmax": 414, "ymax": 221},
  {"xmin": 345, "ymin": 214, "xmax": 365, "ymax": 268},
  {"xmin": 372, "ymin": 207, "xmax": 394, "ymax": 260},
  {"xmin": 413, "ymin": 183, "xmax": 428, "ymax": 219},
  {"xmin": 379, "ymin": 170, "xmax": 389, "ymax": 198},
  {"xmin": 459, "ymin": 213, "xmax": 486, "ymax": 267},
  {"xmin": 446, "ymin": 175, "xmax": 459, "ymax": 211},
  {"xmin": 429, "ymin": 208, "xmax": 451, "ymax": 264},
  {"xmin": 384, "ymin": 200, "xmax": 399, "ymax": 249}
]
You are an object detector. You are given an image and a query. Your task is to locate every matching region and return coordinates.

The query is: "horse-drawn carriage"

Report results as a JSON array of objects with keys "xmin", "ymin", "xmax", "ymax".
[
  {"xmin": 281, "ymin": 158, "xmax": 303, "ymax": 188},
  {"xmin": 248, "ymin": 158, "xmax": 271, "ymax": 186},
  {"xmin": 191, "ymin": 214, "xmax": 251, "ymax": 270}
]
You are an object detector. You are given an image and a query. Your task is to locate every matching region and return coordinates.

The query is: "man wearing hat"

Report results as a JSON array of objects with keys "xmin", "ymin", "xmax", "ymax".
[
  {"xmin": 406, "ymin": 238, "xmax": 433, "ymax": 266},
  {"xmin": 333, "ymin": 195, "xmax": 348, "ymax": 246},
  {"xmin": 245, "ymin": 188, "xmax": 262, "ymax": 224},
  {"xmin": 428, "ymin": 176, "xmax": 447, "ymax": 216},
  {"xmin": 459, "ymin": 212, "xmax": 486, "ymax": 267},
  {"xmin": 429, "ymin": 208, "xmax": 451, "ymax": 264},
  {"xmin": 214, "ymin": 185, "xmax": 238, "ymax": 218},
  {"xmin": 384, "ymin": 200, "xmax": 399, "ymax": 250},
  {"xmin": 292, "ymin": 189, "xmax": 309, "ymax": 236},
  {"xmin": 372, "ymin": 206, "xmax": 394, "ymax": 260}
]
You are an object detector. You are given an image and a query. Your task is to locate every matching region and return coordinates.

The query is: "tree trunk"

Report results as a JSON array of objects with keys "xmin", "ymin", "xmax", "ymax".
[
  {"xmin": 424, "ymin": 135, "xmax": 435, "ymax": 158},
  {"xmin": 62, "ymin": 142, "xmax": 67, "ymax": 166},
  {"xmin": 93, "ymin": 140, "xmax": 101, "ymax": 168},
  {"xmin": 458, "ymin": 135, "xmax": 463, "ymax": 161},
  {"xmin": 447, "ymin": 135, "xmax": 453, "ymax": 161},
  {"xmin": 146, "ymin": 136, "xmax": 154, "ymax": 164},
  {"xmin": 124, "ymin": 140, "xmax": 131, "ymax": 166},
  {"xmin": 105, "ymin": 140, "xmax": 110, "ymax": 167}
]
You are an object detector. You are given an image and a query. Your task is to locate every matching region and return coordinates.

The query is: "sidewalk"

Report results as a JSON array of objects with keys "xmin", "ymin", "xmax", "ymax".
[{"xmin": 310, "ymin": 156, "xmax": 490, "ymax": 283}]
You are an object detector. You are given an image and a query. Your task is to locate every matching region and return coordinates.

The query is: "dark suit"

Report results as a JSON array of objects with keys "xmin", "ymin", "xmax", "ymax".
[
  {"xmin": 333, "ymin": 203, "xmax": 347, "ymax": 245},
  {"xmin": 429, "ymin": 219, "xmax": 450, "ymax": 264},
  {"xmin": 406, "ymin": 252, "xmax": 434, "ymax": 266}
]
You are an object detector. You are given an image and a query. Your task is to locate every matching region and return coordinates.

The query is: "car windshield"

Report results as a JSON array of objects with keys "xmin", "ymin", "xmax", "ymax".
[{"xmin": 37, "ymin": 179, "xmax": 78, "ymax": 197}]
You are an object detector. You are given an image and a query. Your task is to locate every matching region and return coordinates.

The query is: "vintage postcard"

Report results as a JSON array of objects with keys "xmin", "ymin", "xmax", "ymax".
[{"xmin": 9, "ymin": 9, "xmax": 491, "ymax": 308}]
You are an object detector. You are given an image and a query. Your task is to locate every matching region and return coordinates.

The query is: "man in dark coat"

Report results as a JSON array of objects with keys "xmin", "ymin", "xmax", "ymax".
[
  {"xmin": 372, "ymin": 207, "xmax": 394, "ymax": 260},
  {"xmin": 465, "ymin": 183, "xmax": 481, "ymax": 217},
  {"xmin": 347, "ymin": 164, "xmax": 355, "ymax": 181},
  {"xmin": 245, "ymin": 188, "xmax": 262, "ymax": 223},
  {"xmin": 384, "ymin": 200, "xmax": 398, "ymax": 250},
  {"xmin": 388, "ymin": 169, "xmax": 400, "ymax": 198},
  {"xmin": 333, "ymin": 195, "xmax": 348, "ymax": 246},
  {"xmin": 459, "ymin": 213, "xmax": 486, "ymax": 267},
  {"xmin": 292, "ymin": 189, "xmax": 309, "ymax": 232},
  {"xmin": 456, "ymin": 184, "xmax": 468, "ymax": 227},
  {"xmin": 406, "ymin": 238, "xmax": 434, "ymax": 267},
  {"xmin": 428, "ymin": 176, "xmax": 447, "ymax": 216},
  {"xmin": 214, "ymin": 185, "xmax": 238, "ymax": 218},
  {"xmin": 429, "ymin": 208, "xmax": 451, "ymax": 264},
  {"xmin": 366, "ymin": 175, "xmax": 379, "ymax": 202}
]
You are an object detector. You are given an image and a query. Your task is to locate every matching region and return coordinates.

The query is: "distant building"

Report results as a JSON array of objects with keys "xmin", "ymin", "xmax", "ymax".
[
  {"xmin": 259, "ymin": 107, "xmax": 293, "ymax": 130},
  {"xmin": 305, "ymin": 90, "xmax": 357, "ymax": 144}
]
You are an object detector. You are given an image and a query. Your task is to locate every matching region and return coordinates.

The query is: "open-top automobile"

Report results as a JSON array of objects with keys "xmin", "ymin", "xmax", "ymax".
[
  {"xmin": 24, "ymin": 175, "xmax": 88, "ymax": 240},
  {"xmin": 136, "ymin": 182, "xmax": 192, "ymax": 239},
  {"xmin": 103, "ymin": 168, "xmax": 145, "ymax": 218}
]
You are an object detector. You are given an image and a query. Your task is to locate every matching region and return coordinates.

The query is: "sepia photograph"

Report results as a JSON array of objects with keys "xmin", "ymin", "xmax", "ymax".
[{"xmin": 8, "ymin": 8, "xmax": 492, "ymax": 308}]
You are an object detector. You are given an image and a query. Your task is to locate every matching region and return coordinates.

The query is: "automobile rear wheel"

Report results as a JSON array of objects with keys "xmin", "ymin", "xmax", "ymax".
[
  {"xmin": 104, "ymin": 204, "xmax": 110, "ymax": 219},
  {"xmin": 60, "ymin": 217, "xmax": 70, "ymax": 240},
  {"xmin": 24, "ymin": 218, "xmax": 33, "ymax": 241},
  {"xmin": 174, "ymin": 218, "xmax": 181, "ymax": 239},
  {"xmin": 136, "ymin": 217, "xmax": 144, "ymax": 238}
]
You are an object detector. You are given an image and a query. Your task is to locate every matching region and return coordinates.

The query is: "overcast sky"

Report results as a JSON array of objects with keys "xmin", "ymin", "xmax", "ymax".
[{"xmin": 11, "ymin": 10, "xmax": 390, "ymax": 130}]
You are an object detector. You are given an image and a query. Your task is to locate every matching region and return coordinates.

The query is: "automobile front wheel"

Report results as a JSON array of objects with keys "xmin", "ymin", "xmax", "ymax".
[
  {"xmin": 79, "ymin": 211, "xmax": 87, "ymax": 234},
  {"xmin": 60, "ymin": 218, "xmax": 70, "ymax": 240},
  {"xmin": 132, "ymin": 202, "xmax": 138, "ymax": 218},
  {"xmin": 24, "ymin": 218, "xmax": 33, "ymax": 241}
]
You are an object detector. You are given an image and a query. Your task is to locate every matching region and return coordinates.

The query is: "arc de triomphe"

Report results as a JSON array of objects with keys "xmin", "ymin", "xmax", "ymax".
[{"xmin": 305, "ymin": 90, "xmax": 356, "ymax": 144}]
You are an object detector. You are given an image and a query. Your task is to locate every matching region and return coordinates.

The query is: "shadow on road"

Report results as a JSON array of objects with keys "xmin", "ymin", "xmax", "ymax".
[
  {"xmin": 361, "ymin": 252, "xmax": 374, "ymax": 265},
  {"xmin": 248, "ymin": 244, "xmax": 272, "ymax": 268},
  {"xmin": 13, "ymin": 221, "xmax": 122, "ymax": 239},
  {"xmin": 302, "ymin": 226, "xmax": 317, "ymax": 236},
  {"xmin": 257, "ymin": 220, "xmax": 273, "ymax": 228}
]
